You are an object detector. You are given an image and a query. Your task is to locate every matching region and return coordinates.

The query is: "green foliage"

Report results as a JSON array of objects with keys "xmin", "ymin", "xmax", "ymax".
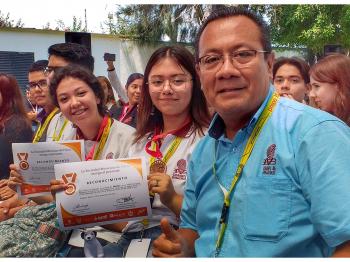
[
  {"xmin": 268, "ymin": 5, "xmax": 350, "ymax": 53},
  {"xmin": 105, "ymin": 4, "xmax": 350, "ymax": 54},
  {"xmin": 109, "ymin": 4, "xmax": 211, "ymax": 45},
  {"xmin": 0, "ymin": 11, "xmax": 23, "ymax": 28},
  {"xmin": 55, "ymin": 16, "xmax": 84, "ymax": 32}
]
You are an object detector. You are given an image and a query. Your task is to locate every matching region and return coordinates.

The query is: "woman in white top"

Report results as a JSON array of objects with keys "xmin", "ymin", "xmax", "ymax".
[
  {"xmin": 9, "ymin": 65, "xmax": 135, "ymax": 202},
  {"xmin": 103, "ymin": 45, "xmax": 210, "ymax": 257},
  {"xmin": 6, "ymin": 66, "xmax": 135, "ymax": 256}
]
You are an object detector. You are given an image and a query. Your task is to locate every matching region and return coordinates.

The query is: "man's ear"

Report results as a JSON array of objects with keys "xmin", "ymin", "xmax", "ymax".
[
  {"xmin": 267, "ymin": 51, "xmax": 275, "ymax": 80},
  {"xmin": 306, "ymin": 83, "xmax": 311, "ymax": 92},
  {"xmin": 195, "ymin": 64, "xmax": 201, "ymax": 78},
  {"xmin": 195, "ymin": 64, "xmax": 203, "ymax": 90}
]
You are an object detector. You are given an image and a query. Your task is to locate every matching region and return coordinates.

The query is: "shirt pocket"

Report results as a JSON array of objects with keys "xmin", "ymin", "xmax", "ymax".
[{"xmin": 241, "ymin": 178, "xmax": 292, "ymax": 242}]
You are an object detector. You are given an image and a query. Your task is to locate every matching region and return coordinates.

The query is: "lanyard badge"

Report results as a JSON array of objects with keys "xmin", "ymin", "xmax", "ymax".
[{"xmin": 213, "ymin": 92, "xmax": 279, "ymax": 256}]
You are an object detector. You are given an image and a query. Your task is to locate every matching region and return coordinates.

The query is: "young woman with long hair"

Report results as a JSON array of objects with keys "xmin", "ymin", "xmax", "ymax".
[
  {"xmin": 309, "ymin": 54, "xmax": 350, "ymax": 126},
  {"xmin": 103, "ymin": 45, "xmax": 211, "ymax": 257},
  {"xmin": 0, "ymin": 74, "xmax": 33, "ymax": 200}
]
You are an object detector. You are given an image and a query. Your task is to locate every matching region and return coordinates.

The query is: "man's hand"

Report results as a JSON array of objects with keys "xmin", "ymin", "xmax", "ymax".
[{"xmin": 152, "ymin": 218, "xmax": 197, "ymax": 257}]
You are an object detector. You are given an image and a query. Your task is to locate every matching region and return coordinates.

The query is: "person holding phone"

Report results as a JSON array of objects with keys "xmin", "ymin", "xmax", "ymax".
[{"xmin": 104, "ymin": 53, "xmax": 144, "ymax": 128}]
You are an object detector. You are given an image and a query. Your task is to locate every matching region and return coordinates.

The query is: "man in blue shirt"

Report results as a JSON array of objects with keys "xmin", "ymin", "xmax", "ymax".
[{"xmin": 152, "ymin": 6, "xmax": 350, "ymax": 257}]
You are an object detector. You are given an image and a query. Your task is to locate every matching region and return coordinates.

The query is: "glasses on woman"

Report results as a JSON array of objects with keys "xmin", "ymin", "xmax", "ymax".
[
  {"xmin": 148, "ymin": 76, "xmax": 192, "ymax": 91},
  {"xmin": 198, "ymin": 49, "xmax": 268, "ymax": 71}
]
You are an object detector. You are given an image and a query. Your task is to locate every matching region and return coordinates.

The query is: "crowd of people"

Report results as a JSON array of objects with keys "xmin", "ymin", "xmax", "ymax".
[{"xmin": 0, "ymin": 6, "xmax": 350, "ymax": 257}]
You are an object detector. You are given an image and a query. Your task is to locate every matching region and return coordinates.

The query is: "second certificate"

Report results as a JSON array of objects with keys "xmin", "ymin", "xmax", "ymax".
[{"xmin": 54, "ymin": 157, "xmax": 152, "ymax": 230}]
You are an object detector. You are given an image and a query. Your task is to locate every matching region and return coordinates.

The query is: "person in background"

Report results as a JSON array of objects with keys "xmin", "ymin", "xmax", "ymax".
[
  {"xmin": 25, "ymin": 86, "xmax": 41, "ymax": 132},
  {"xmin": 152, "ymin": 6, "xmax": 350, "ymax": 257},
  {"xmin": 8, "ymin": 65, "xmax": 135, "ymax": 256},
  {"xmin": 45, "ymin": 42, "xmax": 95, "ymax": 141},
  {"xmin": 97, "ymin": 76, "xmax": 117, "ymax": 110},
  {"xmin": 106, "ymin": 60, "xmax": 128, "ymax": 105},
  {"xmin": 309, "ymin": 53, "xmax": 350, "ymax": 126},
  {"xmin": 28, "ymin": 60, "xmax": 58, "ymax": 142},
  {"xmin": 273, "ymin": 56, "xmax": 311, "ymax": 104},
  {"xmin": 0, "ymin": 74, "xmax": 33, "ymax": 199},
  {"xmin": 109, "ymin": 73, "xmax": 144, "ymax": 128},
  {"xmin": 102, "ymin": 45, "xmax": 210, "ymax": 257}
]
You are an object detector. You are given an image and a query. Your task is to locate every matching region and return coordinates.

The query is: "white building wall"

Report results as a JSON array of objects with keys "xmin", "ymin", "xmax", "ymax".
[{"xmin": 0, "ymin": 28, "xmax": 159, "ymax": 86}]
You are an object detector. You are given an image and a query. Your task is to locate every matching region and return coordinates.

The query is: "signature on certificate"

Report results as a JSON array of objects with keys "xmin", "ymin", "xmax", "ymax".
[{"xmin": 116, "ymin": 194, "xmax": 135, "ymax": 204}]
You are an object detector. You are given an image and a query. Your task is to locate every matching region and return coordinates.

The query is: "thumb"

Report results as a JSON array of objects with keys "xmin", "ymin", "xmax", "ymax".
[{"xmin": 160, "ymin": 218, "xmax": 178, "ymax": 242}]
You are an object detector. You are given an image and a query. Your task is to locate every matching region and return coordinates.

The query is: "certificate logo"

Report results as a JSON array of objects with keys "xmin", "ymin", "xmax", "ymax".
[
  {"xmin": 17, "ymin": 153, "xmax": 29, "ymax": 170},
  {"xmin": 106, "ymin": 152, "xmax": 114, "ymax": 159},
  {"xmin": 62, "ymin": 172, "xmax": 77, "ymax": 195}
]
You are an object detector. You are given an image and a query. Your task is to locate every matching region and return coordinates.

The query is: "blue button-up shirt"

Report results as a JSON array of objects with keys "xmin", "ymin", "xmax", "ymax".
[{"xmin": 180, "ymin": 86, "xmax": 350, "ymax": 257}]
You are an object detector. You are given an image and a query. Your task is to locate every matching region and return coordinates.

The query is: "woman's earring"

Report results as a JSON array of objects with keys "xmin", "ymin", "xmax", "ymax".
[{"xmin": 150, "ymin": 106, "xmax": 155, "ymax": 116}]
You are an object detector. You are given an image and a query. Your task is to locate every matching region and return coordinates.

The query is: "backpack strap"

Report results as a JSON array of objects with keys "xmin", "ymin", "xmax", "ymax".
[{"xmin": 36, "ymin": 223, "xmax": 64, "ymax": 242}]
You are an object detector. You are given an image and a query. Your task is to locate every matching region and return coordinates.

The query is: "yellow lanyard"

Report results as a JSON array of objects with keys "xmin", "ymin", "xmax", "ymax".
[
  {"xmin": 92, "ymin": 116, "xmax": 112, "ymax": 160},
  {"xmin": 149, "ymin": 136, "xmax": 183, "ymax": 166},
  {"xmin": 214, "ymin": 92, "xmax": 279, "ymax": 256},
  {"xmin": 32, "ymin": 107, "xmax": 59, "ymax": 143},
  {"xmin": 52, "ymin": 118, "xmax": 69, "ymax": 142}
]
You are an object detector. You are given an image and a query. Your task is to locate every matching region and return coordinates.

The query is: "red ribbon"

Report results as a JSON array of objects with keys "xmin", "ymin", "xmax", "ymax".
[
  {"xmin": 76, "ymin": 115, "xmax": 110, "ymax": 161},
  {"xmin": 144, "ymin": 116, "xmax": 192, "ymax": 159}
]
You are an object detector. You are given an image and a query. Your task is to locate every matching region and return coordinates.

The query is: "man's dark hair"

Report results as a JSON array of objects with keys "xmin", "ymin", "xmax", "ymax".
[
  {"xmin": 194, "ymin": 6, "xmax": 272, "ymax": 62},
  {"xmin": 48, "ymin": 42, "xmax": 94, "ymax": 72},
  {"xmin": 273, "ymin": 56, "xmax": 310, "ymax": 84},
  {"xmin": 28, "ymin": 60, "xmax": 48, "ymax": 73}
]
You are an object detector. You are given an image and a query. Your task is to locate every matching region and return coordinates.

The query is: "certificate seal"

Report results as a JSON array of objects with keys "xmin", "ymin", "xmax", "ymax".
[
  {"xmin": 19, "ymin": 160, "xmax": 29, "ymax": 170},
  {"xmin": 149, "ymin": 159, "xmax": 167, "ymax": 174},
  {"xmin": 65, "ymin": 183, "xmax": 76, "ymax": 195}
]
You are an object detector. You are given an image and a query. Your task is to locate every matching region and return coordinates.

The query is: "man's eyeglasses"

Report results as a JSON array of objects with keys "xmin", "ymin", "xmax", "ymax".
[
  {"xmin": 44, "ymin": 66, "xmax": 62, "ymax": 76},
  {"xmin": 148, "ymin": 76, "xmax": 192, "ymax": 90},
  {"xmin": 26, "ymin": 79, "xmax": 48, "ymax": 90},
  {"xmin": 198, "ymin": 50, "xmax": 269, "ymax": 71}
]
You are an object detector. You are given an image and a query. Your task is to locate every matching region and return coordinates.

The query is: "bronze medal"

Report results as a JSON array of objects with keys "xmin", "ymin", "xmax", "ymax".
[
  {"xmin": 149, "ymin": 159, "xmax": 167, "ymax": 174},
  {"xmin": 65, "ymin": 183, "xmax": 76, "ymax": 195},
  {"xmin": 17, "ymin": 153, "xmax": 29, "ymax": 170},
  {"xmin": 19, "ymin": 160, "xmax": 29, "ymax": 170}
]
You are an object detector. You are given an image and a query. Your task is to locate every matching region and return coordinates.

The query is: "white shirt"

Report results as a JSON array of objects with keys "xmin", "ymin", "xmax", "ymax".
[{"xmin": 124, "ymin": 126, "xmax": 206, "ymax": 232}]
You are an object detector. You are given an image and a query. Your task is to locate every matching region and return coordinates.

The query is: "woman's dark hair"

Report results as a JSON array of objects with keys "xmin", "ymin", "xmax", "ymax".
[
  {"xmin": 125, "ymin": 73, "xmax": 144, "ymax": 89},
  {"xmin": 310, "ymin": 54, "xmax": 350, "ymax": 125},
  {"xmin": 49, "ymin": 65, "xmax": 105, "ymax": 116},
  {"xmin": 97, "ymin": 76, "xmax": 115, "ymax": 104},
  {"xmin": 135, "ymin": 45, "xmax": 210, "ymax": 142},
  {"xmin": 273, "ymin": 56, "xmax": 310, "ymax": 84},
  {"xmin": 0, "ymin": 73, "xmax": 29, "ymax": 127}
]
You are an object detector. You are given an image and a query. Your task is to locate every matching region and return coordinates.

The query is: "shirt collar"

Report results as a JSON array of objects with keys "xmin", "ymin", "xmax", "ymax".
[
  {"xmin": 208, "ymin": 84, "xmax": 275, "ymax": 139},
  {"xmin": 36, "ymin": 109, "xmax": 47, "ymax": 122}
]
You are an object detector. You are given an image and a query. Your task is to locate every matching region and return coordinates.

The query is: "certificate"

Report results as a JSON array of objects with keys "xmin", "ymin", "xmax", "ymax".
[
  {"xmin": 54, "ymin": 157, "xmax": 152, "ymax": 230},
  {"xmin": 12, "ymin": 140, "xmax": 84, "ymax": 197}
]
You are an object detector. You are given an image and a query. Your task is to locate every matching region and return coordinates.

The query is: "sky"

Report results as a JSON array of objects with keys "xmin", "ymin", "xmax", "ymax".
[
  {"xmin": 1, "ymin": 0, "xmax": 345, "ymax": 34},
  {"xmin": 1, "ymin": 0, "xmax": 119, "ymax": 33}
]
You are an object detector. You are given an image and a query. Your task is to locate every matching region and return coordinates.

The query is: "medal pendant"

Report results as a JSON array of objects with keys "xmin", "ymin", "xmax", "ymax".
[
  {"xmin": 65, "ymin": 183, "xmax": 76, "ymax": 195},
  {"xmin": 149, "ymin": 159, "xmax": 167, "ymax": 174}
]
